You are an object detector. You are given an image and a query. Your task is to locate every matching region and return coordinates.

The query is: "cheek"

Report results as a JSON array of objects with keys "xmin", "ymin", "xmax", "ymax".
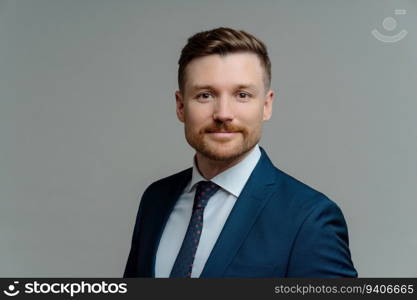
[
  {"xmin": 184, "ymin": 104, "xmax": 212, "ymax": 129},
  {"xmin": 235, "ymin": 104, "xmax": 264, "ymax": 126}
]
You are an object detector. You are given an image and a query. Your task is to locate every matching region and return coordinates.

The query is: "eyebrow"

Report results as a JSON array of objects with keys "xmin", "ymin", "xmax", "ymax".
[{"xmin": 189, "ymin": 84, "xmax": 259, "ymax": 92}]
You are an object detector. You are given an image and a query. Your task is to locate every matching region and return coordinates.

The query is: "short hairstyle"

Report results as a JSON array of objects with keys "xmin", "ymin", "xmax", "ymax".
[{"xmin": 178, "ymin": 27, "xmax": 271, "ymax": 93}]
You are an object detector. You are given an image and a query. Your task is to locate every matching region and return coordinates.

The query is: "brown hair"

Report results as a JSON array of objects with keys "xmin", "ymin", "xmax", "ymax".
[{"xmin": 178, "ymin": 27, "xmax": 271, "ymax": 92}]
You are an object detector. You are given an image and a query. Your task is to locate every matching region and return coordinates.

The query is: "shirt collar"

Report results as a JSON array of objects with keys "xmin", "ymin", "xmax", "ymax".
[{"xmin": 187, "ymin": 144, "xmax": 261, "ymax": 197}]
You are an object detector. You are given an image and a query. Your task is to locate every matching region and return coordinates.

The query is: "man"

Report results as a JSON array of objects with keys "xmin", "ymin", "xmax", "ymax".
[{"xmin": 124, "ymin": 27, "xmax": 357, "ymax": 278}]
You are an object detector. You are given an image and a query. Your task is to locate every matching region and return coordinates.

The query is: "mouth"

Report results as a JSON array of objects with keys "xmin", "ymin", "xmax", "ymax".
[{"xmin": 206, "ymin": 130, "xmax": 239, "ymax": 139}]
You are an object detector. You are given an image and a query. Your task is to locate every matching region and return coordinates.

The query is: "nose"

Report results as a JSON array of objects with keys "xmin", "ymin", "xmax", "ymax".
[{"xmin": 212, "ymin": 97, "xmax": 234, "ymax": 122}]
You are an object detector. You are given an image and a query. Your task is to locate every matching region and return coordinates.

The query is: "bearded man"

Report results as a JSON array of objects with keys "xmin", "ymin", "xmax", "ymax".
[{"xmin": 124, "ymin": 27, "xmax": 357, "ymax": 278}]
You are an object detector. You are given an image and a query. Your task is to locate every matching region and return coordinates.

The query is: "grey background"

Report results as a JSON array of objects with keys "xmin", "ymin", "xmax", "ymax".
[{"xmin": 1, "ymin": 0, "xmax": 416, "ymax": 277}]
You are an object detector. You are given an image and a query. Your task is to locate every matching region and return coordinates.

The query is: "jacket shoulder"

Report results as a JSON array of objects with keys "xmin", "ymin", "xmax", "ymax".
[
  {"xmin": 267, "ymin": 166, "xmax": 356, "ymax": 277},
  {"xmin": 271, "ymin": 165, "xmax": 338, "ymax": 213},
  {"xmin": 144, "ymin": 167, "xmax": 192, "ymax": 195}
]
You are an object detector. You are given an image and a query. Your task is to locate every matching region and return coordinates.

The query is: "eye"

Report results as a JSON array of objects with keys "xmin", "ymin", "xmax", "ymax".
[
  {"xmin": 237, "ymin": 92, "xmax": 251, "ymax": 100},
  {"xmin": 195, "ymin": 92, "xmax": 213, "ymax": 101}
]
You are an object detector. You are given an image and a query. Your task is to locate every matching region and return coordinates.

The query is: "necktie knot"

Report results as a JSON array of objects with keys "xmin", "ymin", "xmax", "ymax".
[{"xmin": 193, "ymin": 181, "xmax": 219, "ymax": 210}]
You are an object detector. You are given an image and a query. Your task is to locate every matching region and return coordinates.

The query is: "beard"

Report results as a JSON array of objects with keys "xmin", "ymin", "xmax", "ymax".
[{"xmin": 185, "ymin": 121, "xmax": 261, "ymax": 162}]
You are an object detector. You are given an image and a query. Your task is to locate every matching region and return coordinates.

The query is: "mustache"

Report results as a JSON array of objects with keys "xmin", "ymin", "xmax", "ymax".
[{"xmin": 204, "ymin": 123, "xmax": 246, "ymax": 133}]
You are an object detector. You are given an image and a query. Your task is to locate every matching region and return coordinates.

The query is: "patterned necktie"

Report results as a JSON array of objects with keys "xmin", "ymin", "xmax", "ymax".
[{"xmin": 169, "ymin": 180, "xmax": 220, "ymax": 278}]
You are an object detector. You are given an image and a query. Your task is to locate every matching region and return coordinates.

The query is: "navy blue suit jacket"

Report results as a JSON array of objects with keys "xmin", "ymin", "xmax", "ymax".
[{"xmin": 124, "ymin": 148, "xmax": 357, "ymax": 277}]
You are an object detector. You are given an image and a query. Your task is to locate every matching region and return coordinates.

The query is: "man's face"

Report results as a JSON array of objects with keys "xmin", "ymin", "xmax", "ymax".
[{"xmin": 176, "ymin": 52, "xmax": 274, "ymax": 162}]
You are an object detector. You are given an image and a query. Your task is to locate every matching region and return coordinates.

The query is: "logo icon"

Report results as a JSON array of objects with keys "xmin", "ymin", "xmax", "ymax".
[
  {"xmin": 372, "ymin": 9, "xmax": 408, "ymax": 43},
  {"xmin": 3, "ymin": 281, "xmax": 20, "ymax": 297}
]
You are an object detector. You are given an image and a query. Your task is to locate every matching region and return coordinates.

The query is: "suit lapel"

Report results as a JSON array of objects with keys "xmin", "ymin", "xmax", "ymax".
[
  {"xmin": 147, "ymin": 168, "xmax": 192, "ymax": 277},
  {"xmin": 200, "ymin": 148, "xmax": 278, "ymax": 277}
]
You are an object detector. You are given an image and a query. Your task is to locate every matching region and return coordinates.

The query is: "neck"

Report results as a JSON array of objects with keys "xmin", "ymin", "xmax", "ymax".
[{"xmin": 195, "ymin": 148, "xmax": 254, "ymax": 180}]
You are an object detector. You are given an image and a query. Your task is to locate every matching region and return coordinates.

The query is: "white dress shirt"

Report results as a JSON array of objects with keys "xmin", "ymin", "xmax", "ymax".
[{"xmin": 155, "ymin": 144, "xmax": 261, "ymax": 277}]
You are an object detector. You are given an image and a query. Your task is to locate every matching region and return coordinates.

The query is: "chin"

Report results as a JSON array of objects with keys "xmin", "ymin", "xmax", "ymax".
[
  {"xmin": 203, "ymin": 149, "xmax": 242, "ymax": 161},
  {"xmin": 197, "ymin": 139, "xmax": 254, "ymax": 162}
]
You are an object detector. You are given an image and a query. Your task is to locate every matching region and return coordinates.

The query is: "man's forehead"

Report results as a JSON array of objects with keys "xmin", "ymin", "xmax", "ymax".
[
  {"xmin": 184, "ymin": 53, "xmax": 264, "ymax": 91},
  {"xmin": 186, "ymin": 52, "xmax": 263, "ymax": 72}
]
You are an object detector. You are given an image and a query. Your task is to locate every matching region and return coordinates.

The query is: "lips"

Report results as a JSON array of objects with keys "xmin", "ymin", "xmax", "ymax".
[{"xmin": 206, "ymin": 131, "xmax": 239, "ymax": 139}]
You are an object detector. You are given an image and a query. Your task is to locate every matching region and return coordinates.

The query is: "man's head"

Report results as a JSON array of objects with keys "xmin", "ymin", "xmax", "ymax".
[{"xmin": 176, "ymin": 27, "xmax": 274, "ymax": 162}]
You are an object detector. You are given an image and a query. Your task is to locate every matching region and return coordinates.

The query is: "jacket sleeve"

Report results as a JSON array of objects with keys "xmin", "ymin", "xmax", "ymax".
[
  {"xmin": 285, "ymin": 195, "xmax": 358, "ymax": 277},
  {"xmin": 123, "ymin": 183, "xmax": 155, "ymax": 278}
]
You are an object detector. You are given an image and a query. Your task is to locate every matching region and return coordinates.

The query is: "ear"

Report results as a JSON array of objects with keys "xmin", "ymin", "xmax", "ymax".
[
  {"xmin": 175, "ymin": 90, "xmax": 185, "ymax": 123},
  {"xmin": 263, "ymin": 89, "xmax": 275, "ymax": 121}
]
